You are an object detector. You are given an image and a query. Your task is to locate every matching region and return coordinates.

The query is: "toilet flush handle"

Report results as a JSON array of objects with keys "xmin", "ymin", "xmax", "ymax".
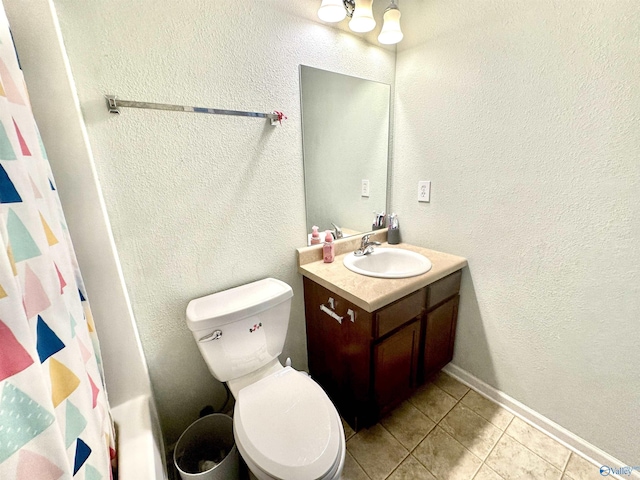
[{"xmin": 199, "ymin": 330, "xmax": 223, "ymax": 342}]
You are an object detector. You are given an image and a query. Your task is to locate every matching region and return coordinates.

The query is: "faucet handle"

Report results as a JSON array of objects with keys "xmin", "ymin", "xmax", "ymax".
[
  {"xmin": 331, "ymin": 222, "xmax": 343, "ymax": 239},
  {"xmin": 356, "ymin": 234, "xmax": 380, "ymax": 256}
]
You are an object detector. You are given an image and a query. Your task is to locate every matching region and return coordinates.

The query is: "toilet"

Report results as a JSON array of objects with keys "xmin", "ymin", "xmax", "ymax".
[{"xmin": 186, "ymin": 278, "xmax": 345, "ymax": 480}]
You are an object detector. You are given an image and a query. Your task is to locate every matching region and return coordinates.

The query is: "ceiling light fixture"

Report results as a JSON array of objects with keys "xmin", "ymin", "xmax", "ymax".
[
  {"xmin": 349, "ymin": 0, "xmax": 376, "ymax": 33},
  {"xmin": 317, "ymin": 0, "xmax": 347, "ymax": 23},
  {"xmin": 317, "ymin": 0, "xmax": 403, "ymax": 45},
  {"xmin": 378, "ymin": 0, "xmax": 403, "ymax": 44}
]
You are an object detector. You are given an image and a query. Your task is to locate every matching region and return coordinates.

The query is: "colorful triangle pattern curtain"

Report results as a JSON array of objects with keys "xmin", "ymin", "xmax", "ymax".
[{"xmin": 0, "ymin": 5, "xmax": 115, "ymax": 480}]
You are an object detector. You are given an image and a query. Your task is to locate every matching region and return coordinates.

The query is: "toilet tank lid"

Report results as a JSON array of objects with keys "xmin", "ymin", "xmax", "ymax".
[{"xmin": 186, "ymin": 278, "xmax": 293, "ymax": 331}]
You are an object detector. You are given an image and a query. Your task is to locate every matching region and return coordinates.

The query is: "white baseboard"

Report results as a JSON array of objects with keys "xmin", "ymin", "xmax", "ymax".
[{"xmin": 443, "ymin": 364, "xmax": 640, "ymax": 480}]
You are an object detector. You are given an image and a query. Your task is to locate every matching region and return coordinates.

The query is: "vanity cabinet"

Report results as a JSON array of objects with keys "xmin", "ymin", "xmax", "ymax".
[{"xmin": 303, "ymin": 269, "xmax": 462, "ymax": 430}]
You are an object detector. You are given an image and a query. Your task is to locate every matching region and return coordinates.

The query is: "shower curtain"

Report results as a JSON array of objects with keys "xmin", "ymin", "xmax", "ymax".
[{"xmin": 0, "ymin": 5, "xmax": 114, "ymax": 480}]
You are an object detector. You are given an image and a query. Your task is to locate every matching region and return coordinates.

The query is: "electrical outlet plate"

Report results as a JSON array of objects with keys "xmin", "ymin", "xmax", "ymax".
[
  {"xmin": 418, "ymin": 181, "xmax": 431, "ymax": 202},
  {"xmin": 361, "ymin": 179, "xmax": 370, "ymax": 197}
]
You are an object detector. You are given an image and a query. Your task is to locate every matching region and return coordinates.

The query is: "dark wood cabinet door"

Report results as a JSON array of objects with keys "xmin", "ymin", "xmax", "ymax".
[
  {"xmin": 373, "ymin": 319, "xmax": 421, "ymax": 412},
  {"xmin": 303, "ymin": 277, "xmax": 347, "ymax": 398},
  {"xmin": 424, "ymin": 295, "xmax": 459, "ymax": 378},
  {"xmin": 303, "ymin": 277, "xmax": 372, "ymax": 426}
]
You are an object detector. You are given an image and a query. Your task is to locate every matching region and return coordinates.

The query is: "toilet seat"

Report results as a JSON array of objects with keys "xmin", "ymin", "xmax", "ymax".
[{"xmin": 234, "ymin": 367, "xmax": 342, "ymax": 479}]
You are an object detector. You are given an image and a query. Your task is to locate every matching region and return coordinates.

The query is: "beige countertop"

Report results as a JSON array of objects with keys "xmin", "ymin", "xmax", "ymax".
[{"xmin": 297, "ymin": 240, "xmax": 468, "ymax": 312}]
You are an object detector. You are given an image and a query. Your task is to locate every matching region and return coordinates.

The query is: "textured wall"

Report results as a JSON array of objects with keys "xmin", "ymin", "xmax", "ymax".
[
  {"xmin": 51, "ymin": 0, "xmax": 395, "ymax": 444},
  {"xmin": 394, "ymin": 0, "xmax": 640, "ymax": 463}
]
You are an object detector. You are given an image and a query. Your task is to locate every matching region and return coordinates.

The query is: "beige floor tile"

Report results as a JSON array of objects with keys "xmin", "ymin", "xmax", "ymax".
[
  {"xmin": 473, "ymin": 464, "xmax": 505, "ymax": 480},
  {"xmin": 342, "ymin": 417, "xmax": 356, "ymax": 441},
  {"xmin": 564, "ymin": 453, "xmax": 606, "ymax": 480},
  {"xmin": 387, "ymin": 455, "xmax": 436, "ymax": 480},
  {"xmin": 413, "ymin": 426, "xmax": 482, "ymax": 480},
  {"xmin": 430, "ymin": 371, "xmax": 470, "ymax": 400},
  {"xmin": 342, "ymin": 451, "xmax": 370, "ymax": 480},
  {"xmin": 347, "ymin": 424, "xmax": 408, "ymax": 480},
  {"xmin": 408, "ymin": 383, "xmax": 457, "ymax": 423},
  {"xmin": 381, "ymin": 401, "xmax": 436, "ymax": 450},
  {"xmin": 460, "ymin": 390, "xmax": 514, "ymax": 431},
  {"xmin": 439, "ymin": 403, "xmax": 502, "ymax": 460},
  {"xmin": 486, "ymin": 435, "xmax": 562, "ymax": 480},
  {"xmin": 505, "ymin": 417, "xmax": 570, "ymax": 470}
]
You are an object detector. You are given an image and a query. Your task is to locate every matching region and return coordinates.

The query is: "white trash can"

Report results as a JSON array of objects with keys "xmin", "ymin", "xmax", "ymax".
[{"xmin": 173, "ymin": 414, "xmax": 239, "ymax": 480}]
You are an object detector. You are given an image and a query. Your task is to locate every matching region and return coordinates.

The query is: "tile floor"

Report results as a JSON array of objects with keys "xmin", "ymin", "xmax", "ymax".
[{"xmin": 342, "ymin": 372, "xmax": 604, "ymax": 480}]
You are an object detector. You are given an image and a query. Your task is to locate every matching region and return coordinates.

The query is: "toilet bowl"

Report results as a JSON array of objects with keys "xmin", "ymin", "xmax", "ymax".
[
  {"xmin": 234, "ymin": 367, "xmax": 345, "ymax": 480},
  {"xmin": 186, "ymin": 278, "xmax": 345, "ymax": 480}
]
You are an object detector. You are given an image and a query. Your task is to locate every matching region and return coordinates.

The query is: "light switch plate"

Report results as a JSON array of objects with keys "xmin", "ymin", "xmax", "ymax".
[
  {"xmin": 361, "ymin": 179, "xmax": 370, "ymax": 197},
  {"xmin": 418, "ymin": 181, "xmax": 431, "ymax": 202}
]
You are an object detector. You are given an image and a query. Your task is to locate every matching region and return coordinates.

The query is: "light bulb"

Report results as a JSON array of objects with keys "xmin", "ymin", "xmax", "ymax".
[
  {"xmin": 349, "ymin": 0, "xmax": 375, "ymax": 33},
  {"xmin": 318, "ymin": 0, "xmax": 347, "ymax": 23},
  {"xmin": 378, "ymin": 4, "xmax": 403, "ymax": 44}
]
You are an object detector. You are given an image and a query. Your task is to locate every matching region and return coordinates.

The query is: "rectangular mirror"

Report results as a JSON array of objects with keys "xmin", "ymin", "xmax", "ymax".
[{"xmin": 300, "ymin": 65, "xmax": 391, "ymax": 245}]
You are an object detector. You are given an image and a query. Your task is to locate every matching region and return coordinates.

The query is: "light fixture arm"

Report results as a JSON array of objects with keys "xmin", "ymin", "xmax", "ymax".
[
  {"xmin": 343, "ymin": 0, "xmax": 355, "ymax": 17},
  {"xmin": 385, "ymin": 0, "xmax": 399, "ymax": 13}
]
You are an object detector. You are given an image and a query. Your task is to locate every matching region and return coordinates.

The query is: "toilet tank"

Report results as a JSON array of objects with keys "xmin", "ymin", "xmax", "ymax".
[{"xmin": 186, "ymin": 278, "xmax": 293, "ymax": 382}]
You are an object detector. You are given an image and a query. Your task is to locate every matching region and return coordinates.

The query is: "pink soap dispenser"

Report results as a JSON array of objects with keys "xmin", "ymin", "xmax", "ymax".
[
  {"xmin": 310, "ymin": 225, "xmax": 321, "ymax": 245},
  {"xmin": 323, "ymin": 230, "xmax": 335, "ymax": 263}
]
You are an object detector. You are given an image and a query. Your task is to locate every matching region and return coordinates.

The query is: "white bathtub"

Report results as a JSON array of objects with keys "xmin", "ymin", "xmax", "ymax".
[{"xmin": 111, "ymin": 395, "xmax": 167, "ymax": 480}]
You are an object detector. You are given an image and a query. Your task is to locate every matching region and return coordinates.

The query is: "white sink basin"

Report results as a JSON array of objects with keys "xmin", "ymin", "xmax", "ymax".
[{"xmin": 343, "ymin": 248, "xmax": 432, "ymax": 279}]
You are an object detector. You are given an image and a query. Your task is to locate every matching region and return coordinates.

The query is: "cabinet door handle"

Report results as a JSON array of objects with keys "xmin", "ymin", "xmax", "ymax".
[
  {"xmin": 320, "ymin": 304, "xmax": 343, "ymax": 324},
  {"xmin": 347, "ymin": 309, "xmax": 355, "ymax": 323}
]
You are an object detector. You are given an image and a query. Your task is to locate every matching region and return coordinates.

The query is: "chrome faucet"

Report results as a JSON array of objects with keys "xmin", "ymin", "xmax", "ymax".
[
  {"xmin": 331, "ymin": 222, "xmax": 343, "ymax": 239},
  {"xmin": 354, "ymin": 234, "xmax": 381, "ymax": 256}
]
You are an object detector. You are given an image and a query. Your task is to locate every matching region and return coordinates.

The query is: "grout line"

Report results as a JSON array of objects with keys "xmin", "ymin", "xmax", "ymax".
[
  {"xmin": 473, "ymin": 418, "xmax": 510, "ymax": 480},
  {"xmin": 504, "ymin": 415, "xmax": 515, "ymax": 430},
  {"xmin": 460, "ymin": 390, "xmax": 516, "ymax": 432},
  {"xmin": 383, "ymin": 453, "xmax": 409, "ymax": 480},
  {"xmin": 435, "ymin": 383, "xmax": 464, "ymax": 426},
  {"xmin": 353, "ymin": 422, "xmax": 410, "ymax": 480},
  {"xmin": 405, "ymin": 424, "xmax": 436, "ymax": 476},
  {"xmin": 381, "ymin": 413, "xmax": 433, "ymax": 457},
  {"xmin": 435, "ymin": 425, "xmax": 484, "ymax": 462},
  {"xmin": 451, "ymin": 386, "xmax": 569, "ymax": 476},
  {"xmin": 406, "ymin": 380, "xmax": 472, "ymax": 479},
  {"xmin": 347, "ymin": 448, "xmax": 373, "ymax": 480},
  {"xmin": 428, "ymin": 382, "xmax": 483, "ymax": 480},
  {"xmin": 385, "ymin": 375, "xmax": 587, "ymax": 480},
  {"xmin": 485, "ymin": 428, "xmax": 506, "ymax": 461},
  {"xmin": 561, "ymin": 452, "xmax": 572, "ymax": 476},
  {"xmin": 470, "ymin": 463, "xmax": 483, "ymax": 480},
  {"xmin": 409, "ymin": 448, "xmax": 443, "ymax": 480},
  {"xmin": 475, "ymin": 462, "xmax": 508, "ymax": 480},
  {"xmin": 502, "ymin": 430, "xmax": 566, "ymax": 474},
  {"xmin": 411, "ymin": 421, "xmax": 437, "ymax": 454},
  {"xmin": 377, "ymin": 421, "xmax": 411, "ymax": 479},
  {"xmin": 383, "ymin": 378, "xmax": 538, "ymax": 480},
  {"xmin": 443, "ymin": 364, "xmax": 636, "ymax": 478}
]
